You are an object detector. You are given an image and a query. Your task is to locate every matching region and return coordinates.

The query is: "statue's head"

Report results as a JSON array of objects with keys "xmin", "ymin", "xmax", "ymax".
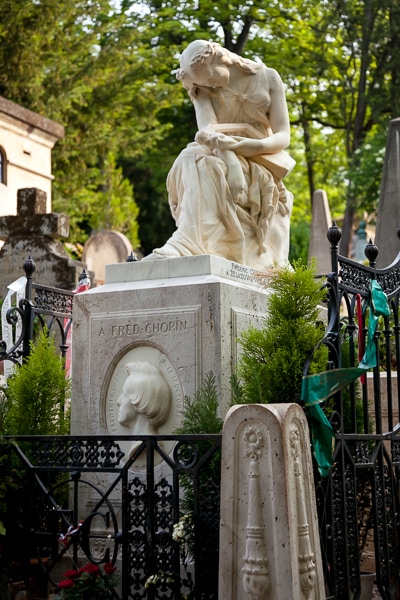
[
  {"xmin": 177, "ymin": 40, "xmax": 228, "ymax": 91},
  {"xmin": 177, "ymin": 39, "xmax": 257, "ymax": 95}
]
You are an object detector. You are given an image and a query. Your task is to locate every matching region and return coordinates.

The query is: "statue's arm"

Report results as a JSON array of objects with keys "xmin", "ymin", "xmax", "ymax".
[
  {"xmin": 206, "ymin": 68, "xmax": 291, "ymax": 157},
  {"xmin": 192, "ymin": 92, "xmax": 218, "ymax": 129}
]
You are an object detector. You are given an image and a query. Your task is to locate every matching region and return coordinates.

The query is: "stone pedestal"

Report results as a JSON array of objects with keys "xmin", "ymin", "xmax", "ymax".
[
  {"xmin": 219, "ymin": 403, "xmax": 325, "ymax": 600},
  {"xmin": 71, "ymin": 256, "xmax": 270, "ymax": 446}
]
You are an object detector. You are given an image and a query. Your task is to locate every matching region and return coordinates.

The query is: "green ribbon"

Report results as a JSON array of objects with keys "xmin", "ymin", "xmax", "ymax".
[{"xmin": 301, "ymin": 279, "xmax": 390, "ymax": 477}]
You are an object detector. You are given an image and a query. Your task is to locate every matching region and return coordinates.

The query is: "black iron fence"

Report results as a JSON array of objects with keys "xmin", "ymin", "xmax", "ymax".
[
  {"xmin": 304, "ymin": 224, "xmax": 400, "ymax": 600},
  {"xmin": 3, "ymin": 434, "xmax": 221, "ymax": 600},
  {"xmin": 5, "ymin": 435, "xmax": 221, "ymax": 600},
  {"xmin": 0, "ymin": 257, "xmax": 83, "ymax": 367}
]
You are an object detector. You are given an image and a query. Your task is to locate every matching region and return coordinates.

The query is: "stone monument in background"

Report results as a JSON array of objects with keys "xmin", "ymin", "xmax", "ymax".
[
  {"xmin": 0, "ymin": 187, "xmax": 88, "ymax": 298},
  {"xmin": 82, "ymin": 230, "xmax": 134, "ymax": 286},
  {"xmin": 308, "ymin": 189, "xmax": 332, "ymax": 275},
  {"xmin": 375, "ymin": 118, "xmax": 400, "ymax": 267}
]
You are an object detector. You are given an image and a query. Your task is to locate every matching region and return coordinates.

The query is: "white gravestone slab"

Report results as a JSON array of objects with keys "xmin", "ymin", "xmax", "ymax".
[
  {"xmin": 375, "ymin": 118, "xmax": 400, "ymax": 267},
  {"xmin": 83, "ymin": 230, "xmax": 133, "ymax": 286},
  {"xmin": 308, "ymin": 189, "xmax": 332, "ymax": 276},
  {"xmin": 219, "ymin": 403, "xmax": 324, "ymax": 600},
  {"xmin": 1, "ymin": 276, "xmax": 26, "ymax": 381}
]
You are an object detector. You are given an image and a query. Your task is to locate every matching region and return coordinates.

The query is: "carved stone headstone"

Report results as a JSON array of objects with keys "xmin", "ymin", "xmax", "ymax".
[
  {"xmin": 308, "ymin": 189, "xmax": 332, "ymax": 275},
  {"xmin": 375, "ymin": 118, "xmax": 400, "ymax": 267},
  {"xmin": 219, "ymin": 403, "xmax": 325, "ymax": 599},
  {"xmin": 82, "ymin": 230, "xmax": 133, "ymax": 286},
  {"xmin": 0, "ymin": 187, "xmax": 87, "ymax": 298}
]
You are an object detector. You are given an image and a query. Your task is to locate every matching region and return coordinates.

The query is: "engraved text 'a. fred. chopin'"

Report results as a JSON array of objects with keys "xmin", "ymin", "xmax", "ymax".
[{"xmin": 98, "ymin": 319, "xmax": 189, "ymax": 337}]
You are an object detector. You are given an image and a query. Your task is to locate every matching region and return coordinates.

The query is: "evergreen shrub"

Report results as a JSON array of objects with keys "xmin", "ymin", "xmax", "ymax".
[
  {"xmin": 233, "ymin": 259, "xmax": 328, "ymax": 405},
  {"xmin": 4, "ymin": 329, "xmax": 70, "ymax": 436}
]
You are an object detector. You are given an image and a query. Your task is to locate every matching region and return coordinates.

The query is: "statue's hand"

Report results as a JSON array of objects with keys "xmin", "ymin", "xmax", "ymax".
[{"xmin": 196, "ymin": 129, "xmax": 237, "ymax": 151}]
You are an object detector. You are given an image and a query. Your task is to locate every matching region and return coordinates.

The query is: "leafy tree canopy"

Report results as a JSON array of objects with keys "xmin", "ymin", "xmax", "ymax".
[{"xmin": 1, "ymin": 0, "xmax": 399, "ymax": 256}]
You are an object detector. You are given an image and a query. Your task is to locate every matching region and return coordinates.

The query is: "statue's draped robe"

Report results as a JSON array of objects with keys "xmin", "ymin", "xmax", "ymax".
[{"xmin": 154, "ymin": 65, "xmax": 293, "ymax": 269}]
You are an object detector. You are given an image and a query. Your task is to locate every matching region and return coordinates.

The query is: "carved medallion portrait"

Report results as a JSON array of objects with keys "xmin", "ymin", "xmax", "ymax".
[{"xmin": 104, "ymin": 345, "xmax": 183, "ymax": 468}]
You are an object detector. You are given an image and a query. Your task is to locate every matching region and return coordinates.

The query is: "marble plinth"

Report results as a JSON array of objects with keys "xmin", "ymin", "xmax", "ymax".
[{"xmin": 71, "ymin": 256, "xmax": 270, "ymax": 445}]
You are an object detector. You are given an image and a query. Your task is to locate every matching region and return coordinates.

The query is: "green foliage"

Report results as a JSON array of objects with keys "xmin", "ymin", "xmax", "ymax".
[
  {"xmin": 0, "ymin": 437, "xmax": 19, "ymax": 527},
  {"xmin": 345, "ymin": 126, "xmax": 387, "ymax": 219},
  {"xmin": 4, "ymin": 330, "xmax": 71, "ymax": 436},
  {"xmin": 70, "ymin": 152, "xmax": 140, "ymax": 245},
  {"xmin": 0, "ymin": 0, "xmax": 182, "ymax": 248},
  {"xmin": 289, "ymin": 220, "xmax": 310, "ymax": 264},
  {"xmin": 0, "ymin": 386, "xmax": 10, "ymax": 435},
  {"xmin": 174, "ymin": 372, "xmax": 222, "ymax": 548},
  {"xmin": 234, "ymin": 260, "xmax": 328, "ymax": 405},
  {"xmin": 2, "ymin": 0, "xmax": 399, "ymax": 251},
  {"xmin": 0, "ymin": 435, "xmax": 21, "ymax": 575},
  {"xmin": 175, "ymin": 372, "xmax": 223, "ymax": 436}
]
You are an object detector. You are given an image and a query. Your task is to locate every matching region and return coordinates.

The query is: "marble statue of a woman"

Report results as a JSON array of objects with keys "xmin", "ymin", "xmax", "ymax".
[{"xmin": 143, "ymin": 39, "xmax": 295, "ymax": 270}]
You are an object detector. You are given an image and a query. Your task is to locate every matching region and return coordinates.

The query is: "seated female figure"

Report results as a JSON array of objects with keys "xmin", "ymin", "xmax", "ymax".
[{"xmin": 144, "ymin": 39, "xmax": 294, "ymax": 270}]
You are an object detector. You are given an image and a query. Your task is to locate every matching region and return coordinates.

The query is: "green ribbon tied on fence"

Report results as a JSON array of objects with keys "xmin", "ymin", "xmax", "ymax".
[{"xmin": 301, "ymin": 279, "xmax": 390, "ymax": 477}]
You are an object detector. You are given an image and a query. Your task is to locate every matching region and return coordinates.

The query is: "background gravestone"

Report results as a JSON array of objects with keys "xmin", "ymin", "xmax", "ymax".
[
  {"xmin": 308, "ymin": 189, "xmax": 332, "ymax": 275},
  {"xmin": 375, "ymin": 118, "xmax": 400, "ymax": 267},
  {"xmin": 0, "ymin": 187, "xmax": 88, "ymax": 298},
  {"xmin": 83, "ymin": 230, "xmax": 134, "ymax": 286}
]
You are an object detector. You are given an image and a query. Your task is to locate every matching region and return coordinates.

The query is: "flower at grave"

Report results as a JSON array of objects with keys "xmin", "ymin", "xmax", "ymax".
[
  {"xmin": 56, "ymin": 561, "xmax": 119, "ymax": 600},
  {"xmin": 145, "ymin": 514, "xmax": 195, "ymax": 598},
  {"xmin": 172, "ymin": 513, "xmax": 194, "ymax": 545},
  {"xmin": 103, "ymin": 562, "xmax": 117, "ymax": 575}
]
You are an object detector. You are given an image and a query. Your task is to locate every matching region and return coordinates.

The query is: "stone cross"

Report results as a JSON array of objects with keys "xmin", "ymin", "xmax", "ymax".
[
  {"xmin": 0, "ymin": 188, "xmax": 86, "ymax": 298},
  {"xmin": 375, "ymin": 118, "xmax": 400, "ymax": 268},
  {"xmin": 0, "ymin": 187, "xmax": 69, "ymax": 240}
]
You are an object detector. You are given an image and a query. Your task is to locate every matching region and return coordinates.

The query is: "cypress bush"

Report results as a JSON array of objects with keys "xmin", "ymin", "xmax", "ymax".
[
  {"xmin": 4, "ymin": 329, "xmax": 70, "ymax": 436},
  {"xmin": 233, "ymin": 259, "xmax": 328, "ymax": 405}
]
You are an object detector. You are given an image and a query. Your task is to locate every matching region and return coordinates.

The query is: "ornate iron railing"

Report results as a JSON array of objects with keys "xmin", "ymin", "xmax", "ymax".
[
  {"xmin": 304, "ymin": 224, "xmax": 400, "ymax": 600},
  {"xmin": 0, "ymin": 257, "xmax": 88, "ymax": 368},
  {"xmin": 3, "ymin": 434, "xmax": 221, "ymax": 600}
]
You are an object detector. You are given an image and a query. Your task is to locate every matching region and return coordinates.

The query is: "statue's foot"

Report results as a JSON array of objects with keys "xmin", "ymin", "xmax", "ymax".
[
  {"xmin": 142, "ymin": 252, "xmax": 176, "ymax": 261},
  {"xmin": 141, "ymin": 252, "xmax": 167, "ymax": 261}
]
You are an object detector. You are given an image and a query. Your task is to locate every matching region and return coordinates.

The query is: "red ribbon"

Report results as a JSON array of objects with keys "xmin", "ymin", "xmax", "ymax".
[{"xmin": 59, "ymin": 521, "xmax": 83, "ymax": 547}]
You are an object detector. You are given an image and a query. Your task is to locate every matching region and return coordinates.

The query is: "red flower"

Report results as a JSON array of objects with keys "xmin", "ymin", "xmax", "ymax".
[
  {"xmin": 103, "ymin": 562, "xmax": 117, "ymax": 575},
  {"xmin": 58, "ymin": 579, "xmax": 75, "ymax": 589},
  {"xmin": 79, "ymin": 563, "xmax": 100, "ymax": 575},
  {"xmin": 63, "ymin": 569, "xmax": 79, "ymax": 579}
]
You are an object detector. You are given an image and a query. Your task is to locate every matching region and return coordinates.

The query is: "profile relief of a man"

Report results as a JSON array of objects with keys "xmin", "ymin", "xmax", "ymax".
[{"xmin": 117, "ymin": 361, "xmax": 172, "ymax": 459}]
